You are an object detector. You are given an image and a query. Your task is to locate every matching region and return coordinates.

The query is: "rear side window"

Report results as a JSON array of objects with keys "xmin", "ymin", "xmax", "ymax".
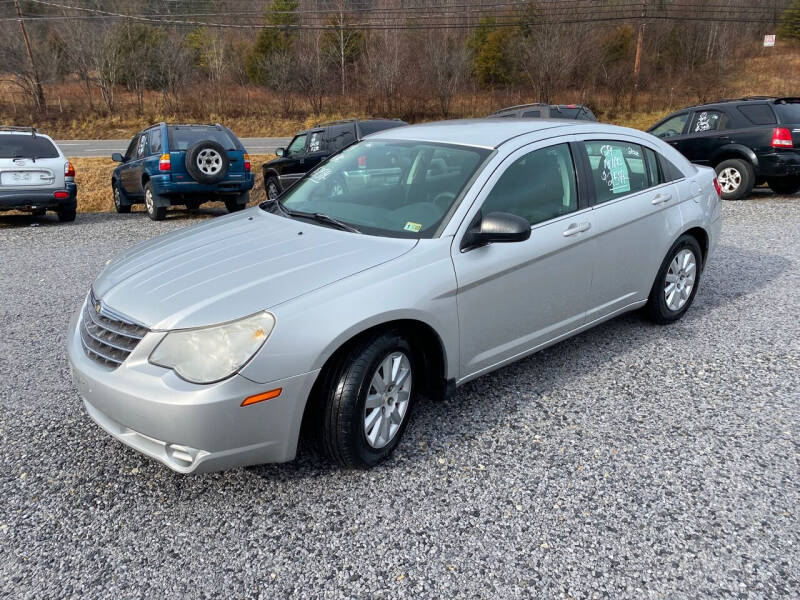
[
  {"xmin": 168, "ymin": 127, "xmax": 236, "ymax": 151},
  {"xmin": 773, "ymin": 102, "xmax": 800, "ymax": 124},
  {"xmin": 148, "ymin": 129, "xmax": 162, "ymax": 154},
  {"xmin": 659, "ymin": 156, "xmax": 685, "ymax": 182},
  {"xmin": 522, "ymin": 110, "xmax": 543, "ymax": 118},
  {"xmin": 358, "ymin": 120, "xmax": 405, "ymax": 137},
  {"xmin": 0, "ymin": 135, "xmax": 59, "ymax": 159},
  {"xmin": 689, "ymin": 110, "xmax": 728, "ymax": 133},
  {"xmin": 737, "ymin": 104, "xmax": 777, "ymax": 125},
  {"xmin": 583, "ymin": 141, "xmax": 650, "ymax": 203},
  {"xmin": 481, "ymin": 143, "xmax": 578, "ymax": 225},
  {"xmin": 650, "ymin": 113, "xmax": 689, "ymax": 138},
  {"xmin": 644, "ymin": 148, "xmax": 662, "ymax": 184},
  {"xmin": 327, "ymin": 125, "xmax": 355, "ymax": 152}
]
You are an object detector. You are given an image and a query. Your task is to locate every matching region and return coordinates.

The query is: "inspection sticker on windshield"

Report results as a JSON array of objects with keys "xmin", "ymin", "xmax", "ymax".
[{"xmin": 403, "ymin": 222, "xmax": 422, "ymax": 232}]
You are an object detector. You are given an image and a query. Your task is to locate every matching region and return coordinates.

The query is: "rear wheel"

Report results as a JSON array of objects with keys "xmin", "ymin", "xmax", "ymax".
[
  {"xmin": 767, "ymin": 176, "xmax": 800, "ymax": 196},
  {"xmin": 644, "ymin": 234, "xmax": 702, "ymax": 324},
  {"xmin": 320, "ymin": 331, "xmax": 417, "ymax": 468},
  {"xmin": 225, "ymin": 192, "xmax": 249, "ymax": 213},
  {"xmin": 56, "ymin": 207, "xmax": 76, "ymax": 222},
  {"xmin": 113, "ymin": 181, "xmax": 131, "ymax": 214},
  {"xmin": 715, "ymin": 159, "xmax": 754, "ymax": 200},
  {"xmin": 31, "ymin": 208, "xmax": 46, "ymax": 217},
  {"xmin": 184, "ymin": 200, "xmax": 201, "ymax": 211},
  {"xmin": 144, "ymin": 182, "xmax": 166, "ymax": 221}
]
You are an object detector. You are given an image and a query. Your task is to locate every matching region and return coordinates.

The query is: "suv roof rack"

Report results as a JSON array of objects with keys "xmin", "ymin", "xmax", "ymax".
[
  {"xmin": 492, "ymin": 103, "xmax": 550, "ymax": 113},
  {"xmin": 315, "ymin": 117, "xmax": 403, "ymax": 128},
  {"xmin": 0, "ymin": 125, "xmax": 37, "ymax": 136},
  {"xmin": 698, "ymin": 96, "xmax": 776, "ymax": 106}
]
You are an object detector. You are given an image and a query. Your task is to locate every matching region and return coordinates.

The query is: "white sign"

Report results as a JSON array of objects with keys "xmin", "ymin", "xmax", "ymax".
[{"xmin": 764, "ymin": 34, "xmax": 776, "ymax": 47}]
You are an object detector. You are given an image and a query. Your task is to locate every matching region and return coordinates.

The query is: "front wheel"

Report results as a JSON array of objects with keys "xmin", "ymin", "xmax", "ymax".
[
  {"xmin": 144, "ymin": 183, "xmax": 166, "ymax": 221},
  {"xmin": 113, "ymin": 181, "xmax": 131, "ymax": 214},
  {"xmin": 715, "ymin": 159, "xmax": 754, "ymax": 200},
  {"xmin": 320, "ymin": 332, "xmax": 417, "ymax": 468},
  {"xmin": 644, "ymin": 235, "xmax": 702, "ymax": 324},
  {"xmin": 265, "ymin": 176, "xmax": 281, "ymax": 201},
  {"xmin": 767, "ymin": 176, "xmax": 800, "ymax": 196}
]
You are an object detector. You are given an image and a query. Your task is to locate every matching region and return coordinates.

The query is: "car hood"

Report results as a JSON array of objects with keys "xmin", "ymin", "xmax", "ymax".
[{"xmin": 93, "ymin": 208, "xmax": 417, "ymax": 330}]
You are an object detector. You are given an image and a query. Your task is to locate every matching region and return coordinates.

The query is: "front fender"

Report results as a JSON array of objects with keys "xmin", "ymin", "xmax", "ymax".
[{"xmin": 710, "ymin": 143, "xmax": 758, "ymax": 168}]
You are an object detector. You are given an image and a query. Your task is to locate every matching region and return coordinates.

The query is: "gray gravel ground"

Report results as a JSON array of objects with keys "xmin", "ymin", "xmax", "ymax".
[{"xmin": 1, "ymin": 194, "xmax": 798, "ymax": 599}]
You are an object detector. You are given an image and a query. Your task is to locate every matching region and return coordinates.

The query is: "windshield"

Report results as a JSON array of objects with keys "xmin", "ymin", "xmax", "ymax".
[
  {"xmin": 0, "ymin": 135, "xmax": 59, "ymax": 159},
  {"xmin": 168, "ymin": 127, "xmax": 237, "ymax": 151},
  {"xmin": 271, "ymin": 140, "xmax": 491, "ymax": 238}
]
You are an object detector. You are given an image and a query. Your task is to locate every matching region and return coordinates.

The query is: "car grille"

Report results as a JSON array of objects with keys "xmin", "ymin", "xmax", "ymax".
[{"xmin": 80, "ymin": 293, "xmax": 149, "ymax": 367}]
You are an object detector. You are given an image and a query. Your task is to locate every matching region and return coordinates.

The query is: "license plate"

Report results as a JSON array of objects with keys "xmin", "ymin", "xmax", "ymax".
[{"xmin": 1, "ymin": 171, "xmax": 50, "ymax": 186}]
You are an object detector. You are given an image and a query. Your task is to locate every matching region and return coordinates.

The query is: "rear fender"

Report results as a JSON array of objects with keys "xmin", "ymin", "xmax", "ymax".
[{"xmin": 710, "ymin": 144, "xmax": 758, "ymax": 169}]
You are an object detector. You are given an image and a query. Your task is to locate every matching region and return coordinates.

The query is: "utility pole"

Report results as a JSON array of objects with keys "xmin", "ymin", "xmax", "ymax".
[
  {"xmin": 630, "ymin": 0, "xmax": 647, "ymax": 111},
  {"xmin": 13, "ymin": 0, "xmax": 46, "ymax": 111}
]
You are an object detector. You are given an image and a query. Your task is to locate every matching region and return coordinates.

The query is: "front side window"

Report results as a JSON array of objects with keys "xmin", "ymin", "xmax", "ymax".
[
  {"xmin": 273, "ymin": 140, "xmax": 490, "ymax": 238},
  {"xmin": 124, "ymin": 136, "xmax": 138, "ymax": 161},
  {"xmin": 689, "ymin": 110, "xmax": 728, "ymax": 133},
  {"xmin": 481, "ymin": 143, "xmax": 578, "ymax": 225},
  {"xmin": 650, "ymin": 113, "xmax": 688, "ymax": 138},
  {"xmin": 584, "ymin": 141, "xmax": 650, "ymax": 203},
  {"xmin": 287, "ymin": 134, "xmax": 307, "ymax": 155}
]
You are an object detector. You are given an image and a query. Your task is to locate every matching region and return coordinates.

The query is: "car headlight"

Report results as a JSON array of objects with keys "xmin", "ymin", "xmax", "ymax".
[{"xmin": 149, "ymin": 312, "xmax": 275, "ymax": 384}]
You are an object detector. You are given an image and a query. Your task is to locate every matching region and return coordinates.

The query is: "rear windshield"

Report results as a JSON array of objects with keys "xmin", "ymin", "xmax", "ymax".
[
  {"xmin": 358, "ymin": 121, "xmax": 406, "ymax": 136},
  {"xmin": 167, "ymin": 127, "xmax": 237, "ymax": 151},
  {"xmin": 0, "ymin": 135, "xmax": 59, "ymax": 159},
  {"xmin": 774, "ymin": 102, "xmax": 800, "ymax": 124}
]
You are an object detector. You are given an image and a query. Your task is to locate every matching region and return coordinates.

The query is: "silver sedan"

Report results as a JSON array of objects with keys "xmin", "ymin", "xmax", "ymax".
[{"xmin": 67, "ymin": 119, "xmax": 722, "ymax": 473}]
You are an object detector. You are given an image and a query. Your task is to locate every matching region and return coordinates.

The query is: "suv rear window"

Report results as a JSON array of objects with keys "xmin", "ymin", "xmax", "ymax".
[
  {"xmin": 773, "ymin": 102, "xmax": 800, "ymax": 124},
  {"xmin": 168, "ymin": 127, "xmax": 236, "ymax": 151},
  {"xmin": 737, "ymin": 104, "xmax": 777, "ymax": 125},
  {"xmin": 358, "ymin": 121, "xmax": 406, "ymax": 136},
  {"xmin": 0, "ymin": 135, "xmax": 59, "ymax": 159}
]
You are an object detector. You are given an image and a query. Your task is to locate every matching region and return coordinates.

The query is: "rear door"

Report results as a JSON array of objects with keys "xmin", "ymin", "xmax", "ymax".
[
  {"xmin": 577, "ymin": 137, "xmax": 683, "ymax": 319},
  {"xmin": 0, "ymin": 134, "xmax": 61, "ymax": 191},
  {"xmin": 303, "ymin": 128, "xmax": 328, "ymax": 172}
]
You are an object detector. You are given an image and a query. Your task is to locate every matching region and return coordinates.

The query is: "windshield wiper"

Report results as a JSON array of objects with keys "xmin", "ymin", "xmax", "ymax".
[{"xmin": 275, "ymin": 202, "xmax": 360, "ymax": 233}]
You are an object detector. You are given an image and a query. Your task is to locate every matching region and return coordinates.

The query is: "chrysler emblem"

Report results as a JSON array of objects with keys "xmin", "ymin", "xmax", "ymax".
[{"xmin": 95, "ymin": 302, "xmax": 102, "ymax": 314}]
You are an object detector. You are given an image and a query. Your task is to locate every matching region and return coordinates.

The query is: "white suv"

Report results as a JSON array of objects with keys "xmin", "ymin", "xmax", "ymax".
[{"xmin": 0, "ymin": 127, "xmax": 77, "ymax": 221}]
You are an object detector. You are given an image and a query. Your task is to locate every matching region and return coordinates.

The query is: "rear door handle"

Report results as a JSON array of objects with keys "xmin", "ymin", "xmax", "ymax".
[
  {"xmin": 562, "ymin": 222, "xmax": 591, "ymax": 237},
  {"xmin": 651, "ymin": 193, "xmax": 673, "ymax": 205}
]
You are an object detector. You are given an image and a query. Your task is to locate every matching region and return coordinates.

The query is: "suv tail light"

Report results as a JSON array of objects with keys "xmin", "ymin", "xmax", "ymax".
[
  {"xmin": 64, "ymin": 161, "xmax": 75, "ymax": 177},
  {"xmin": 159, "ymin": 153, "xmax": 171, "ymax": 171},
  {"xmin": 243, "ymin": 153, "xmax": 251, "ymax": 171},
  {"xmin": 713, "ymin": 177, "xmax": 722, "ymax": 198},
  {"xmin": 771, "ymin": 127, "xmax": 793, "ymax": 148}
]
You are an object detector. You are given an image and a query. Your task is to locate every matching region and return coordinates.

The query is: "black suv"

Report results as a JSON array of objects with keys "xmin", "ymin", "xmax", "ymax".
[
  {"xmin": 262, "ymin": 119, "xmax": 406, "ymax": 199},
  {"xmin": 488, "ymin": 103, "xmax": 597, "ymax": 121},
  {"xmin": 648, "ymin": 97, "xmax": 800, "ymax": 200}
]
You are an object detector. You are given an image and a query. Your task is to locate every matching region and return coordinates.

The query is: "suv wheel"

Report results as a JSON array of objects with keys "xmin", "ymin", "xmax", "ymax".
[
  {"xmin": 265, "ymin": 176, "xmax": 281, "ymax": 201},
  {"xmin": 56, "ymin": 207, "xmax": 76, "ymax": 222},
  {"xmin": 644, "ymin": 234, "xmax": 702, "ymax": 324},
  {"xmin": 767, "ymin": 176, "xmax": 800, "ymax": 196},
  {"xmin": 184, "ymin": 200, "xmax": 201, "ymax": 211},
  {"xmin": 144, "ymin": 182, "xmax": 166, "ymax": 221},
  {"xmin": 113, "ymin": 181, "xmax": 131, "ymax": 214},
  {"xmin": 320, "ymin": 331, "xmax": 417, "ymax": 468},
  {"xmin": 715, "ymin": 159, "xmax": 754, "ymax": 200},
  {"xmin": 185, "ymin": 141, "xmax": 229, "ymax": 184},
  {"xmin": 225, "ymin": 192, "xmax": 249, "ymax": 213}
]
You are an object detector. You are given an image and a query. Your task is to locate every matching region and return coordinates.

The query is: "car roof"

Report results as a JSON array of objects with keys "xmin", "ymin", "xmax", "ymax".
[{"xmin": 366, "ymin": 119, "xmax": 631, "ymax": 149}]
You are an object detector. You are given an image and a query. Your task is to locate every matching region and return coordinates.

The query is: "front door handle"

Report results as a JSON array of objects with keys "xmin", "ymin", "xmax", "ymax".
[
  {"xmin": 651, "ymin": 193, "xmax": 673, "ymax": 205},
  {"xmin": 562, "ymin": 222, "xmax": 591, "ymax": 237}
]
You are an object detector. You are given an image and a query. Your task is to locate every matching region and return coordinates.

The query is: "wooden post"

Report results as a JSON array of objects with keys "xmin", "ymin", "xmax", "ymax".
[
  {"xmin": 13, "ymin": 0, "xmax": 46, "ymax": 111},
  {"xmin": 630, "ymin": 0, "xmax": 647, "ymax": 111}
]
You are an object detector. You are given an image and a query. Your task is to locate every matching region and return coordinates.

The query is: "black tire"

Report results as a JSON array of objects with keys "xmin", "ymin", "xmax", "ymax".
[
  {"xmin": 184, "ymin": 200, "xmax": 201, "ymax": 211},
  {"xmin": 767, "ymin": 176, "xmax": 800, "ymax": 196},
  {"xmin": 225, "ymin": 192, "xmax": 249, "ymax": 213},
  {"xmin": 113, "ymin": 180, "xmax": 131, "ymax": 213},
  {"xmin": 321, "ymin": 331, "xmax": 417, "ymax": 468},
  {"xmin": 31, "ymin": 208, "xmax": 46, "ymax": 217},
  {"xmin": 644, "ymin": 234, "xmax": 703, "ymax": 325},
  {"xmin": 144, "ymin": 182, "xmax": 166, "ymax": 221},
  {"xmin": 56, "ymin": 207, "xmax": 76, "ymax": 222},
  {"xmin": 715, "ymin": 158, "xmax": 754, "ymax": 200},
  {"xmin": 185, "ymin": 140, "xmax": 229, "ymax": 184},
  {"xmin": 264, "ymin": 175, "xmax": 281, "ymax": 201}
]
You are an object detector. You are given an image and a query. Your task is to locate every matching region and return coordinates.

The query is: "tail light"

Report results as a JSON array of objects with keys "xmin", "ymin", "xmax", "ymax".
[
  {"xmin": 159, "ymin": 153, "xmax": 171, "ymax": 171},
  {"xmin": 64, "ymin": 161, "xmax": 75, "ymax": 177},
  {"xmin": 713, "ymin": 177, "xmax": 722, "ymax": 198},
  {"xmin": 243, "ymin": 153, "xmax": 251, "ymax": 171},
  {"xmin": 771, "ymin": 127, "xmax": 793, "ymax": 148},
  {"xmin": 53, "ymin": 190, "xmax": 69, "ymax": 199}
]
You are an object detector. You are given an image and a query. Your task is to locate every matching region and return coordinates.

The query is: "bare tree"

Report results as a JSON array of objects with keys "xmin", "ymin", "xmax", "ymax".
[{"xmin": 420, "ymin": 31, "xmax": 469, "ymax": 117}]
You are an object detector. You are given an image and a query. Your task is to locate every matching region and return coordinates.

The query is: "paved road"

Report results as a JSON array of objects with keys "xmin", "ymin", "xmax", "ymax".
[
  {"xmin": 57, "ymin": 137, "xmax": 291, "ymax": 158},
  {"xmin": 1, "ymin": 197, "xmax": 798, "ymax": 598}
]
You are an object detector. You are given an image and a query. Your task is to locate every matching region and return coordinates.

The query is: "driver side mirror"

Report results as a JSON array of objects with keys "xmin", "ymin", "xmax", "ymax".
[
  {"xmin": 461, "ymin": 212, "xmax": 531, "ymax": 251},
  {"xmin": 111, "ymin": 152, "xmax": 124, "ymax": 163},
  {"xmin": 275, "ymin": 147, "xmax": 285, "ymax": 157}
]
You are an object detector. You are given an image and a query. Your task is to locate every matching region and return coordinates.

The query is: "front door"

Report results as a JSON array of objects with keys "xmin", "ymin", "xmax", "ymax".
[{"xmin": 452, "ymin": 141, "xmax": 596, "ymax": 380}]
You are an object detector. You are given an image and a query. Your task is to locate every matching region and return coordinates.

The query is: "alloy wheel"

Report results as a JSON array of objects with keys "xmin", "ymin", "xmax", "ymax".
[
  {"xmin": 664, "ymin": 249, "xmax": 697, "ymax": 311},
  {"xmin": 718, "ymin": 167, "xmax": 741, "ymax": 194},
  {"xmin": 363, "ymin": 351, "xmax": 412, "ymax": 449},
  {"xmin": 145, "ymin": 188, "xmax": 154, "ymax": 214},
  {"xmin": 267, "ymin": 181, "xmax": 279, "ymax": 200}
]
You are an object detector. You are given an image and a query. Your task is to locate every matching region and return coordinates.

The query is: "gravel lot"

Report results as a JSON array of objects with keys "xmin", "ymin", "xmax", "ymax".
[{"xmin": 1, "ymin": 195, "xmax": 798, "ymax": 599}]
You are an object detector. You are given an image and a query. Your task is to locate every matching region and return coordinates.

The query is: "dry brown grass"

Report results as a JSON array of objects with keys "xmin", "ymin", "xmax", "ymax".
[{"xmin": 72, "ymin": 155, "xmax": 272, "ymax": 213}]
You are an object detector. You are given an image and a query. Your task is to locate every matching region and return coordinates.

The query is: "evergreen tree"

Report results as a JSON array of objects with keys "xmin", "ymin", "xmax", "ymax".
[
  {"xmin": 778, "ymin": 0, "xmax": 800, "ymax": 41},
  {"xmin": 247, "ymin": 0, "xmax": 300, "ymax": 84}
]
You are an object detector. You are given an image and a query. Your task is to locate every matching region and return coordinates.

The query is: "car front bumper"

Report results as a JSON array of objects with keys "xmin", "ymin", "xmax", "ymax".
[
  {"xmin": 0, "ymin": 182, "xmax": 77, "ymax": 211},
  {"xmin": 66, "ymin": 301, "xmax": 319, "ymax": 473}
]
